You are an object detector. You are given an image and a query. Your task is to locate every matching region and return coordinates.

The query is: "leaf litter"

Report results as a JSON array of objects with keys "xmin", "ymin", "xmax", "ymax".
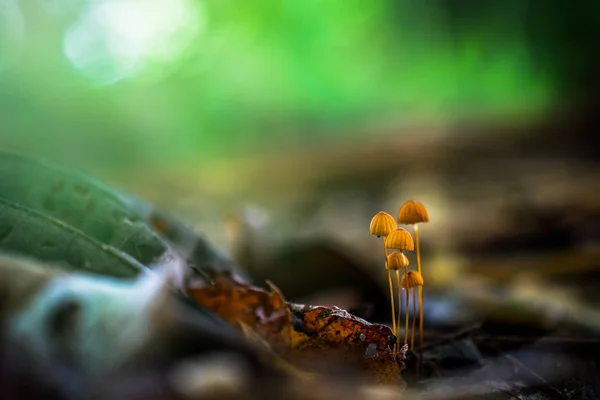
[{"xmin": 187, "ymin": 271, "xmax": 405, "ymax": 387}]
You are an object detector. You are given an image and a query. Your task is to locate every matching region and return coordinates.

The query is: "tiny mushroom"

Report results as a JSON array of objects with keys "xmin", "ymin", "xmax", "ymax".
[
  {"xmin": 398, "ymin": 200, "xmax": 429, "ymax": 354},
  {"xmin": 401, "ymin": 270, "xmax": 424, "ymax": 350},
  {"xmin": 369, "ymin": 211, "xmax": 399, "ymax": 340}
]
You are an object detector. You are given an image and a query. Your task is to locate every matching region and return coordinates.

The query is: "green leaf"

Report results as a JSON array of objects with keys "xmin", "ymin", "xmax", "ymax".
[
  {"xmin": 0, "ymin": 197, "xmax": 144, "ymax": 277},
  {"xmin": 0, "ymin": 153, "xmax": 169, "ymax": 267},
  {"xmin": 0, "ymin": 153, "xmax": 239, "ymax": 280}
]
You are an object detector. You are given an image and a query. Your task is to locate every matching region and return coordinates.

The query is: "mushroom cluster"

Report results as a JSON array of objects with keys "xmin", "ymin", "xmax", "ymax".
[{"xmin": 369, "ymin": 201, "xmax": 429, "ymax": 354}]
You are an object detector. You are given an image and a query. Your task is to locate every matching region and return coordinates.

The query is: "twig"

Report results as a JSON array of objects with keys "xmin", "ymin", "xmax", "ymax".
[
  {"xmin": 502, "ymin": 353, "xmax": 567, "ymax": 400},
  {"xmin": 421, "ymin": 324, "xmax": 482, "ymax": 352}
]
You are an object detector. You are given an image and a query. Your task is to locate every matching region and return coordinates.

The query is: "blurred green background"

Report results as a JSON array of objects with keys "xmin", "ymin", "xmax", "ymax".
[
  {"xmin": 4, "ymin": 0, "xmax": 597, "ymax": 170},
  {"xmin": 1, "ymin": 0, "xmax": 600, "ymax": 344},
  {"xmin": 1, "ymin": 0, "xmax": 599, "ymax": 266},
  {"xmin": 2, "ymin": 3, "xmax": 600, "ymax": 393}
]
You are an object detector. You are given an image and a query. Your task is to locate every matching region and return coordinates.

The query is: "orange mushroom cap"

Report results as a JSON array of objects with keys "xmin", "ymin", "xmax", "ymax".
[
  {"xmin": 387, "ymin": 252, "xmax": 410, "ymax": 271},
  {"xmin": 369, "ymin": 211, "xmax": 397, "ymax": 238},
  {"xmin": 401, "ymin": 270, "xmax": 424, "ymax": 288},
  {"xmin": 397, "ymin": 200, "xmax": 429, "ymax": 225},
  {"xmin": 385, "ymin": 228, "xmax": 414, "ymax": 251}
]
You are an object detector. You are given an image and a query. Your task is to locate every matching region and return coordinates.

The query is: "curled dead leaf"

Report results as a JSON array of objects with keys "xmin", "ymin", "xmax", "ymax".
[
  {"xmin": 188, "ymin": 272, "xmax": 291, "ymax": 353},
  {"xmin": 187, "ymin": 272, "xmax": 404, "ymax": 386},
  {"xmin": 286, "ymin": 304, "xmax": 403, "ymax": 384}
]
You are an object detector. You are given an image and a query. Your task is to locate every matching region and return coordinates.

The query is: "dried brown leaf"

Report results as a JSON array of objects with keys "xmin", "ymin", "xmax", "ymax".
[{"xmin": 187, "ymin": 272, "xmax": 404, "ymax": 386}]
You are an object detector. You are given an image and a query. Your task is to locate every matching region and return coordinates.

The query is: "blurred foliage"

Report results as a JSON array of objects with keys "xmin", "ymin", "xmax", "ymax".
[
  {"xmin": 0, "ymin": 154, "xmax": 239, "ymax": 279},
  {"xmin": 4, "ymin": 0, "xmax": 598, "ymax": 171}
]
